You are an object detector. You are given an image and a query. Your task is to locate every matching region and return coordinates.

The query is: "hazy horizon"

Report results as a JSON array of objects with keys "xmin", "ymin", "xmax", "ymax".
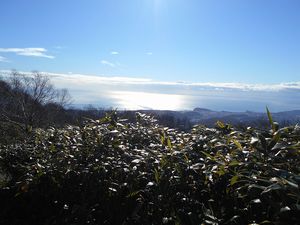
[{"xmin": 2, "ymin": 70, "xmax": 299, "ymax": 112}]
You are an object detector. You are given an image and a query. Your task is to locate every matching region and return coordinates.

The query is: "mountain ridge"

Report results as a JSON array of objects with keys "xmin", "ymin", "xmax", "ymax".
[{"xmin": 139, "ymin": 108, "xmax": 300, "ymax": 127}]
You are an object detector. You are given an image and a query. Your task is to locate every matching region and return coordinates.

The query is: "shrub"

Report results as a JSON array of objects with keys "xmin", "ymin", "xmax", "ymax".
[{"xmin": 0, "ymin": 112, "xmax": 299, "ymax": 224}]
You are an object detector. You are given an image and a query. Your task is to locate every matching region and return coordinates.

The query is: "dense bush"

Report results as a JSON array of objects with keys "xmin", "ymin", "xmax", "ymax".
[{"xmin": 0, "ymin": 112, "xmax": 300, "ymax": 225}]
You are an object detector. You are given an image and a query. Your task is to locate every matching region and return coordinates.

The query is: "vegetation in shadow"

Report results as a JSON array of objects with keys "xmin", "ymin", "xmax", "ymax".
[{"xmin": 0, "ymin": 110, "xmax": 299, "ymax": 224}]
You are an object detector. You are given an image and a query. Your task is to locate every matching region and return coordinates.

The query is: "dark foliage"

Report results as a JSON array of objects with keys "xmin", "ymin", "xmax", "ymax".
[{"xmin": 0, "ymin": 112, "xmax": 300, "ymax": 225}]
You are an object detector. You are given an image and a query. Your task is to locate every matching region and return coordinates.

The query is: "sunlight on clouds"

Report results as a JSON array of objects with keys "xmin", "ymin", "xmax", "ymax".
[
  {"xmin": 111, "ymin": 91, "xmax": 184, "ymax": 110},
  {"xmin": 1, "ymin": 70, "xmax": 300, "ymax": 112}
]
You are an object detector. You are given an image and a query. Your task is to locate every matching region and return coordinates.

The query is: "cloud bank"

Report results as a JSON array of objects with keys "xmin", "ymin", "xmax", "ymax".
[
  {"xmin": 1, "ymin": 70, "xmax": 299, "ymax": 112},
  {"xmin": 34, "ymin": 71, "xmax": 300, "ymax": 92}
]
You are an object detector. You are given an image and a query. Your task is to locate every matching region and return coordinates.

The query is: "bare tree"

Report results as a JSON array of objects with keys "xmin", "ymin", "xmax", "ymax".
[
  {"xmin": 0, "ymin": 70, "xmax": 72, "ymax": 131},
  {"xmin": 56, "ymin": 88, "xmax": 72, "ymax": 107}
]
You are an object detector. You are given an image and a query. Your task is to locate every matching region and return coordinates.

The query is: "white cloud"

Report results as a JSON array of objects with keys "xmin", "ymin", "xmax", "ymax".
[
  {"xmin": 0, "ymin": 48, "xmax": 54, "ymax": 59},
  {"xmin": 101, "ymin": 60, "xmax": 115, "ymax": 67},
  {"xmin": 1, "ymin": 70, "xmax": 299, "ymax": 111},
  {"xmin": 46, "ymin": 73, "xmax": 300, "ymax": 111},
  {"xmin": 146, "ymin": 52, "xmax": 153, "ymax": 55},
  {"xmin": 110, "ymin": 51, "xmax": 119, "ymax": 55},
  {"xmin": 1, "ymin": 70, "xmax": 300, "ymax": 92},
  {"xmin": 188, "ymin": 82, "xmax": 300, "ymax": 92},
  {"xmin": 0, "ymin": 56, "xmax": 9, "ymax": 62}
]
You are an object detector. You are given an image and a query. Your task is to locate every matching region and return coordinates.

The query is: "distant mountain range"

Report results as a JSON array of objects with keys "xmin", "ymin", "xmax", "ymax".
[{"xmin": 140, "ymin": 108, "xmax": 300, "ymax": 127}]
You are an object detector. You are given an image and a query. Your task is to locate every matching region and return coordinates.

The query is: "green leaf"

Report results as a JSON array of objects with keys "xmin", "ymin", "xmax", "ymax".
[
  {"xmin": 269, "ymin": 131, "xmax": 281, "ymax": 149},
  {"xmin": 201, "ymin": 151, "xmax": 216, "ymax": 161},
  {"xmin": 228, "ymin": 160, "xmax": 240, "ymax": 166},
  {"xmin": 216, "ymin": 120, "xmax": 225, "ymax": 129},
  {"xmin": 260, "ymin": 220, "xmax": 272, "ymax": 224},
  {"xmin": 160, "ymin": 134, "xmax": 165, "ymax": 145},
  {"xmin": 154, "ymin": 169, "xmax": 160, "ymax": 183},
  {"xmin": 126, "ymin": 190, "xmax": 141, "ymax": 198},
  {"xmin": 233, "ymin": 139, "xmax": 242, "ymax": 150},
  {"xmin": 49, "ymin": 144, "xmax": 56, "ymax": 153},
  {"xmin": 216, "ymin": 165, "xmax": 226, "ymax": 176},
  {"xmin": 183, "ymin": 153, "xmax": 189, "ymax": 163},
  {"xmin": 167, "ymin": 138, "xmax": 172, "ymax": 149},
  {"xmin": 266, "ymin": 106, "xmax": 275, "ymax": 132},
  {"xmin": 230, "ymin": 175, "xmax": 239, "ymax": 186}
]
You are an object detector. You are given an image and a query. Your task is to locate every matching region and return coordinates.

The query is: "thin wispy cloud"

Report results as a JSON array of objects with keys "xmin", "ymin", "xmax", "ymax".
[
  {"xmin": 110, "ymin": 51, "xmax": 119, "ymax": 55},
  {"xmin": 101, "ymin": 60, "xmax": 115, "ymax": 67},
  {"xmin": 0, "ymin": 48, "xmax": 54, "ymax": 59},
  {"xmin": 53, "ymin": 46, "xmax": 65, "ymax": 50},
  {"xmin": 146, "ymin": 52, "xmax": 153, "ymax": 55},
  {"xmin": 0, "ymin": 56, "xmax": 9, "ymax": 62}
]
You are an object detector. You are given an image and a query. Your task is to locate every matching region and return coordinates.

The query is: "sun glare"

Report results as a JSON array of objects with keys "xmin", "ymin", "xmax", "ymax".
[{"xmin": 111, "ymin": 91, "xmax": 184, "ymax": 110}]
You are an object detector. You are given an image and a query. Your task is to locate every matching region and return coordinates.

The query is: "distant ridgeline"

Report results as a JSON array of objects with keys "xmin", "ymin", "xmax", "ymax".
[{"xmin": 137, "ymin": 107, "xmax": 300, "ymax": 128}]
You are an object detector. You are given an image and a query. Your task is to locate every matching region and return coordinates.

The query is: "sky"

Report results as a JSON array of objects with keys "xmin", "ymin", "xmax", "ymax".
[{"xmin": 0, "ymin": 0, "xmax": 299, "ymax": 111}]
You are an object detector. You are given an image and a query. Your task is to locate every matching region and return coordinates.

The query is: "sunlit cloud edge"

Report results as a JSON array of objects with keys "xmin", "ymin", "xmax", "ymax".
[{"xmin": 1, "ymin": 70, "xmax": 300, "ymax": 92}]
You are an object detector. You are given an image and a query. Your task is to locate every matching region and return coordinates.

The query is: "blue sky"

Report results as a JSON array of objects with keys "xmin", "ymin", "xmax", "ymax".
[{"xmin": 0, "ymin": 0, "xmax": 299, "ymax": 111}]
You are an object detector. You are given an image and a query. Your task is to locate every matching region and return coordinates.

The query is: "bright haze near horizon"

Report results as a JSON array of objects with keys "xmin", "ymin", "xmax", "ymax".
[{"xmin": 0, "ymin": 0, "xmax": 299, "ymax": 112}]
